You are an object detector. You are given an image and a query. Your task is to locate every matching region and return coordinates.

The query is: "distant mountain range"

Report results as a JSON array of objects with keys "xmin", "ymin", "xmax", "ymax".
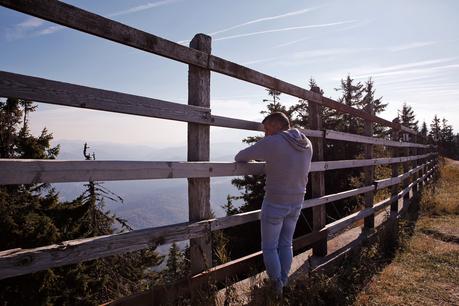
[{"xmin": 53, "ymin": 140, "xmax": 248, "ymax": 232}]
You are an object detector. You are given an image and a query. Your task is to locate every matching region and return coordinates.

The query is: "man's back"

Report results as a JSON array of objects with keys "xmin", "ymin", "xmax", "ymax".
[
  {"xmin": 235, "ymin": 128, "xmax": 313, "ymax": 204},
  {"xmin": 235, "ymin": 113, "xmax": 314, "ymax": 293}
]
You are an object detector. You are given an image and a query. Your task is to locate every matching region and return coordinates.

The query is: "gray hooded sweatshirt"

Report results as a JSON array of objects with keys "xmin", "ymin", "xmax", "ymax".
[{"xmin": 234, "ymin": 128, "xmax": 313, "ymax": 204}]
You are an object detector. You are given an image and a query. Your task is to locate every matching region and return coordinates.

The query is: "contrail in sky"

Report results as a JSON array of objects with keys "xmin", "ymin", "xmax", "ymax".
[
  {"xmin": 213, "ymin": 20, "xmax": 357, "ymax": 42},
  {"xmin": 209, "ymin": 6, "xmax": 321, "ymax": 36}
]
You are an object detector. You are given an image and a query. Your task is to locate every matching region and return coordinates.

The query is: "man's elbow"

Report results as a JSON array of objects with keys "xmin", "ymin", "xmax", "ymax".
[
  {"xmin": 234, "ymin": 154, "xmax": 246, "ymax": 162},
  {"xmin": 234, "ymin": 151, "xmax": 250, "ymax": 162}
]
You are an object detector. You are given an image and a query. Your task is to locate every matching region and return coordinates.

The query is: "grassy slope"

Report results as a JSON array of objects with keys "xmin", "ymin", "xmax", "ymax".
[{"xmin": 355, "ymin": 158, "xmax": 459, "ymax": 306}]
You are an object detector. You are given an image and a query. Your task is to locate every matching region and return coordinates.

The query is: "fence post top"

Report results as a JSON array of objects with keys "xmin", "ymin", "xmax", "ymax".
[
  {"xmin": 310, "ymin": 86, "xmax": 322, "ymax": 94},
  {"xmin": 193, "ymin": 33, "xmax": 211, "ymax": 40},
  {"xmin": 190, "ymin": 34, "xmax": 212, "ymax": 52}
]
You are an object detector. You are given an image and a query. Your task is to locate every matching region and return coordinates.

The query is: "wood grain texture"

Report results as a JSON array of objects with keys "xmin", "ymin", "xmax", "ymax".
[
  {"xmin": 390, "ymin": 120, "xmax": 401, "ymax": 214},
  {"xmin": 0, "ymin": 69, "xmax": 434, "ymax": 148},
  {"xmin": 0, "ymin": 69, "xmax": 436, "ymax": 147},
  {"xmin": 0, "ymin": 220, "xmax": 209, "ymax": 280},
  {"xmin": 0, "ymin": 160, "xmax": 266, "ymax": 185},
  {"xmin": 374, "ymin": 161, "xmax": 431, "ymax": 190},
  {"xmin": 363, "ymin": 104, "xmax": 375, "ymax": 230},
  {"xmin": 0, "ymin": 71, "xmax": 210, "ymax": 123},
  {"xmin": 324, "ymin": 130, "xmax": 428, "ymax": 148},
  {"xmin": 308, "ymin": 87, "xmax": 327, "ymax": 257},
  {"xmin": 187, "ymin": 34, "xmax": 212, "ymax": 275},
  {"xmin": 402, "ymin": 133, "xmax": 411, "ymax": 208},
  {"xmin": 0, "ymin": 154, "xmax": 435, "ymax": 185}
]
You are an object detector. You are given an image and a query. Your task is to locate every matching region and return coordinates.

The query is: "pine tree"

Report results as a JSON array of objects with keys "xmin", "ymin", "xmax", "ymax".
[
  {"xmin": 334, "ymin": 75, "xmax": 364, "ymax": 134},
  {"xmin": 0, "ymin": 98, "xmax": 163, "ymax": 305},
  {"xmin": 429, "ymin": 115, "xmax": 441, "ymax": 143},
  {"xmin": 398, "ymin": 102, "xmax": 419, "ymax": 132},
  {"xmin": 440, "ymin": 118, "xmax": 455, "ymax": 157},
  {"xmin": 290, "ymin": 78, "xmax": 333, "ymax": 129},
  {"xmin": 361, "ymin": 78, "xmax": 388, "ymax": 137},
  {"xmin": 222, "ymin": 195, "xmax": 237, "ymax": 216},
  {"xmin": 420, "ymin": 121, "xmax": 428, "ymax": 143},
  {"xmin": 261, "ymin": 89, "xmax": 285, "ymax": 114},
  {"xmin": 163, "ymin": 243, "xmax": 186, "ymax": 284}
]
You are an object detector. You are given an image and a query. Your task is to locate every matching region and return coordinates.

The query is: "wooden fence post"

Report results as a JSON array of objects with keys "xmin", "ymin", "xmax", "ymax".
[
  {"xmin": 308, "ymin": 86, "xmax": 327, "ymax": 257},
  {"xmin": 363, "ymin": 103, "xmax": 374, "ymax": 230},
  {"xmin": 187, "ymin": 33, "xmax": 212, "ymax": 275},
  {"xmin": 390, "ymin": 118, "xmax": 401, "ymax": 215},
  {"xmin": 412, "ymin": 134, "xmax": 419, "ymax": 194},
  {"xmin": 419, "ymin": 136, "xmax": 425, "ymax": 191},
  {"xmin": 402, "ymin": 132, "xmax": 411, "ymax": 208}
]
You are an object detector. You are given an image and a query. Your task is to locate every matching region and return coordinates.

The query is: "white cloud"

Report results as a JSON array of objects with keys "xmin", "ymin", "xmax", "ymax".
[
  {"xmin": 4, "ymin": 1, "xmax": 180, "ymax": 41},
  {"xmin": 242, "ymin": 47, "xmax": 373, "ymax": 69},
  {"xmin": 388, "ymin": 41, "xmax": 437, "ymax": 52},
  {"xmin": 18, "ymin": 17, "xmax": 45, "ymax": 28},
  {"xmin": 209, "ymin": 6, "xmax": 321, "ymax": 36},
  {"xmin": 273, "ymin": 36, "xmax": 313, "ymax": 48},
  {"xmin": 292, "ymin": 47, "xmax": 373, "ymax": 59},
  {"xmin": 355, "ymin": 63, "xmax": 459, "ymax": 79},
  {"xmin": 108, "ymin": 0, "xmax": 180, "ymax": 17},
  {"xmin": 212, "ymin": 20, "xmax": 357, "ymax": 42},
  {"xmin": 240, "ymin": 56, "xmax": 281, "ymax": 66},
  {"xmin": 334, "ymin": 19, "xmax": 373, "ymax": 32},
  {"xmin": 4, "ymin": 16, "xmax": 45, "ymax": 40},
  {"xmin": 327, "ymin": 57, "xmax": 457, "ymax": 81},
  {"xmin": 37, "ymin": 25, "xmax": 64, "ymax": 36}
]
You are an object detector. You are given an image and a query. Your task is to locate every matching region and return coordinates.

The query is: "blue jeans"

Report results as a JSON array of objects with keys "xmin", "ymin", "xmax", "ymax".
[{"xmin": 260, "ymin": 198, "xmax": 302, "ymax": 287}]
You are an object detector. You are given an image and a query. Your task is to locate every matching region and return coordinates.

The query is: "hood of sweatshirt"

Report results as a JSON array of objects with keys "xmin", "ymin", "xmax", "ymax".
[{"xmin": 279, "ymin": 128, "xmax": 310, "ymax": 151}]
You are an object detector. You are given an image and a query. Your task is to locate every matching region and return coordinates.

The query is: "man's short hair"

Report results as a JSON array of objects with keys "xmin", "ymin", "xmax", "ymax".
[{"xmin": 262, "ymin": 112, "xmax": 290, "ymax": 129}]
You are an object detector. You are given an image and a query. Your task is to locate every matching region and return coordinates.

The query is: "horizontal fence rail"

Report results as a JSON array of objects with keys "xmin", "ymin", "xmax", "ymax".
[
  {"xmin": 326, "ymin": 165, "xmax": 436, "ymax": 235},
  {"xmin": 0, "ymin": 71, "xmax": 431, "ymax": 149},
  {"xmin": 0, "ymin": 71, "xmax": 211, "ymax": 124},
  {"xmin": 0, "ymin": 0, "xmax": 423, "ymax": 137},
  {"xmin": 0, "ymin": 153, "xmax": 434, "ymax": 185},
  {"xmin": 0, "ymin": 159, "xmax": 436, "ymax": 280}
]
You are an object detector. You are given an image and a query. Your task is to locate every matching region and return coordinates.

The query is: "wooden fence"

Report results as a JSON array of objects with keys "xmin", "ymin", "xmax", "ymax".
[{"xmin": 0, "ymin": 0, "xmax": 438, "ymax": 303}]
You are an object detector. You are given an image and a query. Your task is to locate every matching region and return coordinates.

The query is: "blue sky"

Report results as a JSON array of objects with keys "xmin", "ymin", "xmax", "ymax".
[{"xmin": 1, "ymin": 0, "xmax": 458, "ymax": 151}]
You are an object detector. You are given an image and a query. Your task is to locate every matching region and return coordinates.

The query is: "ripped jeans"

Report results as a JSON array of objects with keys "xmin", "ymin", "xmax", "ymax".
[{"xmin": 260, "ymin": 198, "xmax": 302, "ymax": 287}]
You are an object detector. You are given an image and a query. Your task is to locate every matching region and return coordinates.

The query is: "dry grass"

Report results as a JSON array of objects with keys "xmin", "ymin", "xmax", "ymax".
[
  {"xmin": 355, "ymin": 215, "xmax": 459, "ymax": 306},
  {"xmin": 420, "ymin": 157, "xmax": 459, "ymax": 215},
  {"xmin": 354, "ymin": 158, "xmax": 459, "ymax": 306}
]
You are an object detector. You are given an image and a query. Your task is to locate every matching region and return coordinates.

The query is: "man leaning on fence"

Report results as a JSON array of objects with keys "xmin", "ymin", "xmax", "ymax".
[{"xmin": 234, "ymin": 112, "xmax": 313, "ymax": 295}]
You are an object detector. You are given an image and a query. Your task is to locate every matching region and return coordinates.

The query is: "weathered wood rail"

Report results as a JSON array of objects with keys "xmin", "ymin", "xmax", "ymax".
[{"xmin": 0, "ymin": 0, "xmax": 438, "ymax": 303}]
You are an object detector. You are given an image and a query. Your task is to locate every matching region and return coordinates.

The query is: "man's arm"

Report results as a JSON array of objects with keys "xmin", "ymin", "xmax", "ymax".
[{"xmin": 234, "ymin": 137, "xmax": 271, "ymax": 162}]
